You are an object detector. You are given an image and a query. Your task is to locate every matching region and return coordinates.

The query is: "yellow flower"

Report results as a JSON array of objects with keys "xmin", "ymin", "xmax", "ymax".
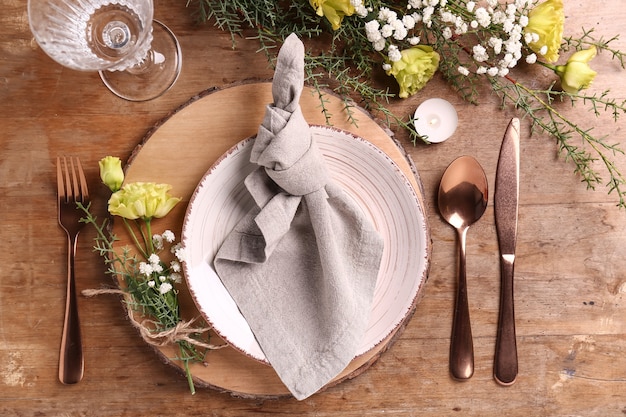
[
  {"xmin": 386, "ymin": 46, "xmax": 440, "ymax": 98},
  {"xmin": 108, "ymin": 182, "xmax": 181, "ymax": 221},
  {"xmin": 554, "ymin": 46, "xmax": 597, "ymax": 93},
  {"xmin": 98, "ymin": 156, "xmax": 124, "ymax": 192},
  {"xmin": 309, "ymin": 0, "xmax": 355, "ymax": 30},
  {"xmin": 524, "ymin": 0, "xmax": 564, "ymax": 63}
]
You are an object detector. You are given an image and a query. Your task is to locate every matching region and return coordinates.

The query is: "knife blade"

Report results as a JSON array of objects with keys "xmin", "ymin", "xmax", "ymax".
[{"xmin": 494, "ymin": 118, "xmax": 520, "ymax": 386}]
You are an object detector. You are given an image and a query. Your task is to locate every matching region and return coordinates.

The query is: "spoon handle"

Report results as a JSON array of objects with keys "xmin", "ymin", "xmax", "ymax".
[
  {"xmin": 450, "ymin": 227, "xmax": 474, "ymax": 380},
  {"xmin": 494, "ymin": 256, "xmax": 518, "ymax": 385}
]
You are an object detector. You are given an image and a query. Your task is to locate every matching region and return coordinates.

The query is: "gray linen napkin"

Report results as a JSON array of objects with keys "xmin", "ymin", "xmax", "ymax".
[{"xmin": 213, "ymin": 33, "xmax": 384, "ymax": 400}]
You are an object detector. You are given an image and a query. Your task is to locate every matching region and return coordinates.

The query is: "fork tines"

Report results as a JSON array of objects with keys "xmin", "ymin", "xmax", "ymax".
[{"xmin": 57, "ymin": 156, "xmax": 89, "ymax": 205}]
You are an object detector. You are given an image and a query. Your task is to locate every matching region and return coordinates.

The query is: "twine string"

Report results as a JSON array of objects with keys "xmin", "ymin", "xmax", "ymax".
[{"xmin": 82, "ymin": 288, "xmax": 227, "ymax": 351}]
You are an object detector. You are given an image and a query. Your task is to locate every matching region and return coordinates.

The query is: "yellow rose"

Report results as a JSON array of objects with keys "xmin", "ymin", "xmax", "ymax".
[
  {"xmin": 554, "ymin": 47, "xmax": 597, "ymax": 93},
  {"xmin": 98, "ymin": 156, "xmax": 124, "ymax": 192},
  {"xmin": 524, "ymin": 0, "xmax": 564, "ymax": 63},
  {"xmin": 108, "ymin": 182, "xmax": 181, "ymax": 220},
  {"xmin": 309, "ymin": 0, "xmax": 355, "ymax": 30},
  {"xmin": 386, "ymin": 46, "xmax": 440, "ymax": 98}
]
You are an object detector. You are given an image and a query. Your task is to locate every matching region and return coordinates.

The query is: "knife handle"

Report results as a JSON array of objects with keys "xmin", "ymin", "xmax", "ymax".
[
  {"xmin": 494, "ymin": 256, "xmax": 518, "ymax": 385},
  {"xmin": 450, "ymin": 227, "xmax": 474, "ymax": 380}
]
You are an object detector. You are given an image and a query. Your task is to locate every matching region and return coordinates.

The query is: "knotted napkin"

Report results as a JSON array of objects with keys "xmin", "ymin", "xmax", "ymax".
[{"xmin": 213, "ymin": 33, "xmax": 384, "ymax": 400}]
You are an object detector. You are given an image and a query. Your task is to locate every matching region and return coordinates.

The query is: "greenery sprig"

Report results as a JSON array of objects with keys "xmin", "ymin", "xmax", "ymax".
[
  {"xmin": 78, "ymin": 203, "xmax": 215, "ymax": 394},
  {"xmin": 189, "ymin": 0, "xmax": 626, "ymax": 208},
  {"xmin": 81, "ymin": 157, "xmax": 225, "ymax": 394}
]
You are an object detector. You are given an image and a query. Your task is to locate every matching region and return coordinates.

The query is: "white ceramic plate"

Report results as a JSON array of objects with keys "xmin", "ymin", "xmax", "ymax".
[{"xmin": 182, "ymin": 126, "xmax": 429, "ymax": 363}]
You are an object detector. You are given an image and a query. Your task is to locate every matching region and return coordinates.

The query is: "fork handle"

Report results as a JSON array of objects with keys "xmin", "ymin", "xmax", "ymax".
[{"xmin": 59, "ymin": 235, "xmax": 84, "ymax": 384}]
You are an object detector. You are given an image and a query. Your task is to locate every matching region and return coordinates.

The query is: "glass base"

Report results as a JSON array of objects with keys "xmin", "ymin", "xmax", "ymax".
[{"xmin": 99, "ymin": 20, "xmax": 181, "ymax": 102}]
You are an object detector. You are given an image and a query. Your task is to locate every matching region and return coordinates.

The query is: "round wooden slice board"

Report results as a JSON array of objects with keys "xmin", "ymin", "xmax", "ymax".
[{"xmin": 113, "ymin": 81, "xmax": 432, "ymax": 398}]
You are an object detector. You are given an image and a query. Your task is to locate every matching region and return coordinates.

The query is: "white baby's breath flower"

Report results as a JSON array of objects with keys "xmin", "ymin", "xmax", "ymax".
[
  {"xmin": 466, "ymin": 1, "xmax": 475, "ymax": 13},
  {"xmin": 440, "ymin": 11, "xmax": 456, "ymax": 23},
  {"xmin": 382, "ymin": 62, "xmax": 392, "ymax": 71},
  {"xmin": 170, "ymin": 273, "xmax": 182, "ymax": 284},
  {"xmin": 402, "ymin": 15, "xmax": 416, "ymax": 30},
  {"xmin": 172, "ymin": 243, "xmax": 187, "ymax": 262},
  {"xmin": 378, "ymin": 7, "xmax": 397, "ymax": 23},
  {"xmin": 159, "ymin": 282, "xmax": 173, "ymax": 295},
  {"xmin": 487, "ymin": 67, "xmax": 499, "ymax": 76},
  {"xmin": 381, "ymin": 24, "xmax": 394, "ymax": 38},
  {"xmin": 422, "ymin": 6, "xmax": 434, "ymax": 27},
  {"xmin": 355, "ymin": 5, "xmax": 368, "ymax": 17},
  {"xmin": 524, "ymin": 32, "xmax": 532, "ymax": 43},
  {"xmin": 503, "ymin": 18, "xmax": 515, "ymax": 34},
  {"xmin": 408, "ymin": 0, "xmax": 421, "ymax": 8},
  {"xmin": 148, "ymin": 253, "xmax": 160, "ymax": 265},
  {"xmin": 139, "ymin": 262, "xmax": 153, "ymax": 276},
  {"xmin": 442, "ymin": 27, "xmax": 453, "ymax": 39},
  {"xmin": 504, "ymin": 38, "xmax": 522, "ymax": 58},
  {"xmin": 388, "ymin": 45, "xmax": 402, "ymax": 62},
  {"xmin": 152, "ymin": 263, "xmax": 164, "ymax": 274},
  {"xmin": 365, "ymin": 22, "xmax": 382, "ymax": 42},
  {"xmin": 365, "ymin": 19, "xmax": 380, "ymax": 34},
  {"xmin": 525, "ymin": 53, "xmax": 537, "ymax": 64},
  {"xmin": 458, "ymin": 66, "xmax": 470, "ymax": 76},
  {"xmin": 170, "ymin": 260, "xmax": 181, "ymax": 272},
  {"xmin": 162, "ymin": 230, "xmax": 175, "ymax": 243},
  {"xmin": 373, "ymin": 38, "xmax": 386, "ymax": 51},
  {"xmin": 392, "ymin": 20, "xmax": 408, "ymax": 40},
  {"xmin": 489, "ymin": 37, "xmax": 503, "ymax": 54},
  {"xmin": 455, "ymin": 21, "xmax": 468, "ymax": 35},
  {"xmin": 477, "ymin": 66, "xmax": 488, "ymax": 74},
  {"xmin": 152, "ymin": 234, "xmax": 164, "ymax": 250},
  {"xmin": 491, "ymin": 10, "xmax": 507, "ymax": 25},
  {"xmin": 393, "ymin": 28, "xmax": 408, "ymax": 41},
  {"xmin": 518, "ymin": 15, "xmax": 529, "ymax": 27},
  {"xmin": 472, "ymin": 44, "xmax": 489, "ymax": 62},
  {"xmin": 408, "ymin": 36, "xmax": 420, "ymax": 45},
  {"xmin": 474, "ymin": 7, "xmax": 491, "ymax": 27},
  {"xmin": 147, "ymin": 280, "xmax": 156, "ymax": 288},
  {"xmin": 505, "ymin": 3, "xmax": 517, "ymax": 17},
  {"xmin": 159, "ymin": 275, "xmax": 167, "ymax": 282}
]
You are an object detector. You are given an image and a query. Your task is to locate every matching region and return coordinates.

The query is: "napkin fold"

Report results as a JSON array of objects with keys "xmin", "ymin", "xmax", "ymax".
[{"xmin": 213, "ymin": 33, "xmax": 384, "ymax": 400}]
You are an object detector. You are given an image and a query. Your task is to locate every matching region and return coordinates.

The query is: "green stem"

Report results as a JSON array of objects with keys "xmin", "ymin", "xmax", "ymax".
[
  {"xmin": 123, "ymin": 218, "xmax": 149, "ymax": 259},
  {"xmin": 181, "ymin": 347, "xmax": 196, "ymax": 395},
  {"xmin": 144, "ymin": 219, "xmax": 154, "ymax": 254}
]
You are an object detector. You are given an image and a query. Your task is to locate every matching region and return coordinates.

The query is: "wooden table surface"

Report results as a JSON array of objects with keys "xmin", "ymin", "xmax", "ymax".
[{"xmin": 2, "ymin": 1, "xmax": 626, "ymax": 415}]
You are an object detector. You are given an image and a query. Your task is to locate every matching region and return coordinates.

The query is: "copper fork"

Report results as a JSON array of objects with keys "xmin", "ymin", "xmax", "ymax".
[{"xmin": 56, "ymin": 156, "xmax": 88, "ymax": 384}]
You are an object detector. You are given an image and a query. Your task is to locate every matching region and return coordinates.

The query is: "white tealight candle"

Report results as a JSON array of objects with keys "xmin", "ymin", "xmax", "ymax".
[{"xmin": 413, "ymin": 98, "xmax": 458, "ymax": 143}]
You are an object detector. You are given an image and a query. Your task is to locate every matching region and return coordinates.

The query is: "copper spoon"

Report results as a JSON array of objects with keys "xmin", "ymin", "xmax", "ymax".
[{"xmin": 438, "ymin": 156, "xmax": 488, "ymax": 380}]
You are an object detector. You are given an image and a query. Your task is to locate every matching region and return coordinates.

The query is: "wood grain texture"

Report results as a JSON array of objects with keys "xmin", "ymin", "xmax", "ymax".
[{"xmin": 2, "ymin": 0, "xmax": 626, "ymax": 415}]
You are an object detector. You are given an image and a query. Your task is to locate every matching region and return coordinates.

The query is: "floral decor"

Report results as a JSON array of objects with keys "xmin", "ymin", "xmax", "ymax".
[
  {"xmin": 79, "ymin": 156, "xmax": 222, "ymax": 394},
  {"xmin": 191, "ymin": 0, "xmax": 626, "ymax": 208}
]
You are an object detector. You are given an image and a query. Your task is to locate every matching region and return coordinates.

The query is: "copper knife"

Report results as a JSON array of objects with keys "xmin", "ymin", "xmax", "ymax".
[{"xmin": 494, "ymin": 118, "xmax": 520, "ymax": 386}]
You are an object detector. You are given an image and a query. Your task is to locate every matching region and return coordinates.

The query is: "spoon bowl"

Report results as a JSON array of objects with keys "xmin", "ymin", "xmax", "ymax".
[{"xmin": 438, "ymin": 155, "xmax": 488, "ymax": 380}]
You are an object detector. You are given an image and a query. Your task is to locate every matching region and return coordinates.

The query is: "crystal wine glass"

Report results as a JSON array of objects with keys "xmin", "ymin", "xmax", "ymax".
[{"xmin": 28, "ymin": 0, "xmax": 181, "ymax": 101}]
